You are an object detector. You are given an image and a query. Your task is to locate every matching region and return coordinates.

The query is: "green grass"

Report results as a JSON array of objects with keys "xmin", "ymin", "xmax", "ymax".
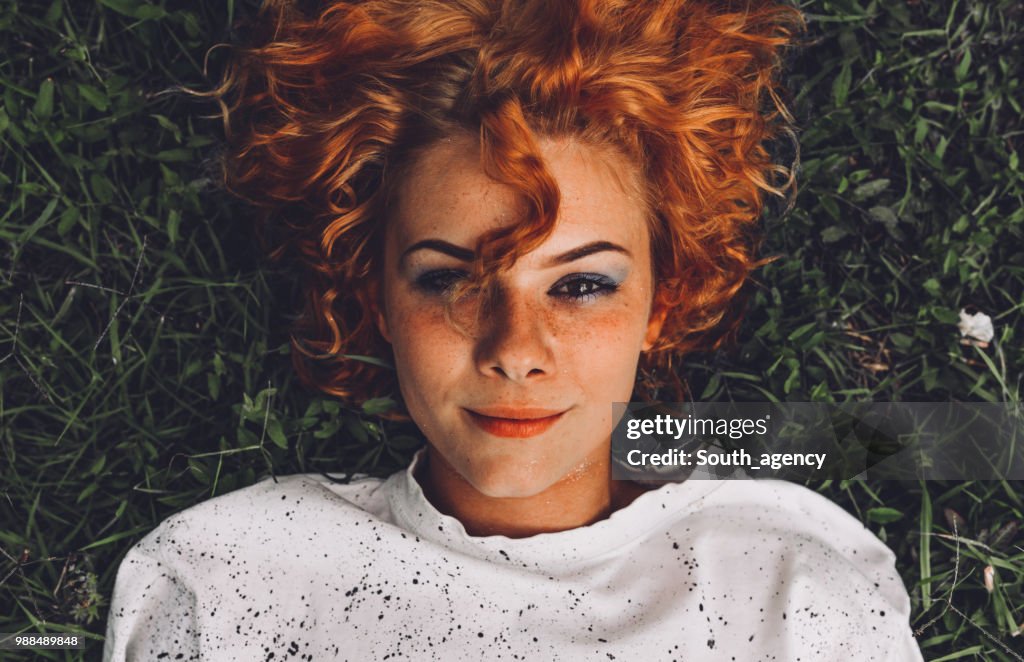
[{"xmin": 1, "ymin": 0, "xmax": 1022, "ymax": 659}]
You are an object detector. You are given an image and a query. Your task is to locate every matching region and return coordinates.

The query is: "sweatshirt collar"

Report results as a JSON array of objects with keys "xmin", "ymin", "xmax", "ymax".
[{"xmin": 386, "ymin": 449, "xmax": 727, "ymax": 567}]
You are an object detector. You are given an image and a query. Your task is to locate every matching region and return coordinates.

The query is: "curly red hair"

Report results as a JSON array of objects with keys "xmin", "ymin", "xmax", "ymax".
[{"xmin": 216, "ymin": 0, "xmax": 800, "ymax": 406}]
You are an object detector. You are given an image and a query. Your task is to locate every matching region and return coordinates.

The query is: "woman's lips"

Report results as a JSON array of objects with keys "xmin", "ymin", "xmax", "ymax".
[{"xmin": 465, "ymin": 408, "xmax": 566, "ymax": 438}]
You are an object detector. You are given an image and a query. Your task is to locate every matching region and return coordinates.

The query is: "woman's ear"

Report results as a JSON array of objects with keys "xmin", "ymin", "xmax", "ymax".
[
  {"xmin": 374, "ymin": 307, "xmax": 392, "ymax": 344},
  {"xmin": 642, "ymin": 298, "xmax": 669, "ymax": 352}
]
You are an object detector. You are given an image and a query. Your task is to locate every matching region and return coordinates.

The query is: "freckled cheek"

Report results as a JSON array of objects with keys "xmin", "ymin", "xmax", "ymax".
[
  {"xmin": 549, "ymin": 302, "xmax": 648, "ymax": 379},
  {"xmin": 388, "ymin": 304, "xmax": 470, "ymax": 389}
]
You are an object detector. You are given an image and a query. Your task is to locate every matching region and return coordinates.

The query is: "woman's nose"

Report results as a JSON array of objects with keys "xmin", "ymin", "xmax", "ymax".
[{"xmin": 472, "ymin": 287, "xmax": 555, "ymax": 383}]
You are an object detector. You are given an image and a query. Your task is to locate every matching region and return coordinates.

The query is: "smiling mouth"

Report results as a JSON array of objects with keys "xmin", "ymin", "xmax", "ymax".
[{"xmin": 465, "ymin": 408, "xmax": 566, "ymax": 438}]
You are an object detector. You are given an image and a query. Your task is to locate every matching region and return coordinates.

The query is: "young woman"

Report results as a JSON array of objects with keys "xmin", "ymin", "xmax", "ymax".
[{"xmin": 104, "ymin": 0, "xmax": 923, "ymax": 659}]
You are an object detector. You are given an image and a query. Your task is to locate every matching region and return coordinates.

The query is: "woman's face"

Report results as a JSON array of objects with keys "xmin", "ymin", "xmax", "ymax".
[{"xmin": 377, "ymin": 134, "xmax": 664, "ymax": 498}]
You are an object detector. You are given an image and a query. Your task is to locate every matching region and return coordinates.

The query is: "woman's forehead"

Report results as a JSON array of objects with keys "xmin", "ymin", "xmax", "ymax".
[{"xmin": 389, "ymin": 134, "xmax": 649, "ymax": 255}]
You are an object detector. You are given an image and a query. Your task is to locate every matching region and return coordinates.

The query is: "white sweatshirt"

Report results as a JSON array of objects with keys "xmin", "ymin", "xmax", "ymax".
[{"xmin": 104, "ymin": 452, "xmax": 924, "ymax": 661}]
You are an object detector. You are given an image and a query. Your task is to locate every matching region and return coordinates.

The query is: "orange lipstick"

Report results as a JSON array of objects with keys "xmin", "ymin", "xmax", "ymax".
[{"xmin": 465, "ymin": 408, "xmax": 565, "ymax": 438}]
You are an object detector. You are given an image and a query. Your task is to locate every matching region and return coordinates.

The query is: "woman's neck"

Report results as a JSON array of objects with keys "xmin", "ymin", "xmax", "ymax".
[{"xmin": 415, "ymin": 446, "xmax": 649, "ymax": 538}]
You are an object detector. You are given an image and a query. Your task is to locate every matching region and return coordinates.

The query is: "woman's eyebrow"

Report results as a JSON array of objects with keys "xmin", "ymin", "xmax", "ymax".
[
  {"xmin": 401, "ymin": 239, "xmax": 630, "ymax": 266},
  {"xmin": 401, "ymin": 239, "xmax": 475, "ymax": 264},
  {"xmin": 543, "ymin": 241, "xmax": 631, "ymax": 267}
]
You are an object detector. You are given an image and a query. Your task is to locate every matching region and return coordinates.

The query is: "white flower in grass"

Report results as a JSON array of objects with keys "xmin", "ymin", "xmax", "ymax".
[{"xmin": 958, "ymin": 309, "xmax": 994, "ymax": 346}]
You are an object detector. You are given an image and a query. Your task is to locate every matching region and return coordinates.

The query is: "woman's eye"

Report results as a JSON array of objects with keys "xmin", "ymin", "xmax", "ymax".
[
  {"xmin": 549, "ymin": 273, "xmax": 619, "ymax": 302},
  {"xmin": 414, "ymin": 269, "xmax": 468, "ymax": 294}
]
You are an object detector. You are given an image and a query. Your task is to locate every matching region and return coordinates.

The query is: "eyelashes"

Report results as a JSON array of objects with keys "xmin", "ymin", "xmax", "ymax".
[
  {"xmin": 413, "ymin": 269, "xmax": 467, "ymax": 296},
  {"xmin": 548, "ymin": 273, "xmax": 620, "ymax": 302},
  {"xmin": 413, "ymin": 270, "xmax": 620, "ymax": 303}
]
